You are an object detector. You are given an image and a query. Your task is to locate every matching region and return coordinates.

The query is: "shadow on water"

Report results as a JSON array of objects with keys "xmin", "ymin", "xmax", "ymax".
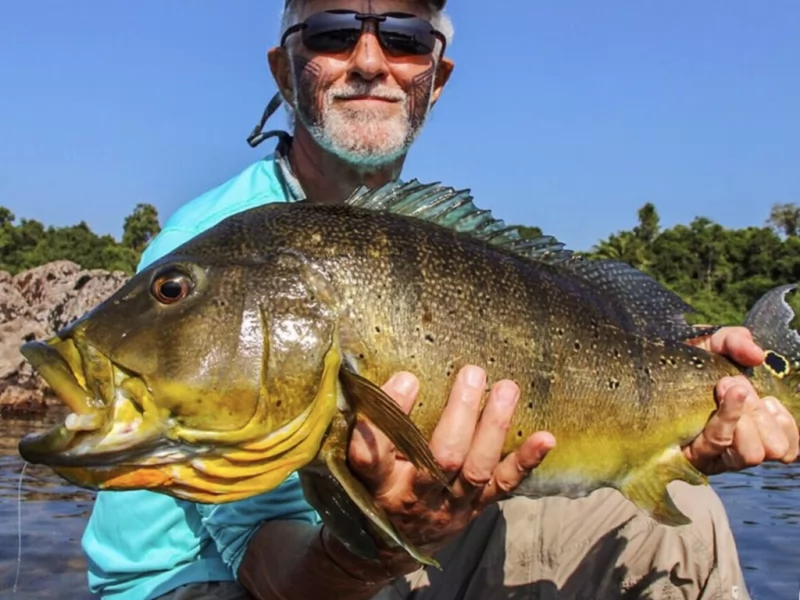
[{"xmin": 0, "ymin": 412, "xmax": 798, "ymax": 599}]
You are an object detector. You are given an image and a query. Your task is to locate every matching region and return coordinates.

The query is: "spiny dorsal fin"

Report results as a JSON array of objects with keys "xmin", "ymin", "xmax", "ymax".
[
  {"xmin": 345, "ymin": 180, "xmax": 573, "ymax": 263},
  {"xmin": 346, "ymin": 180, "xmax": 711, "ymax": 342}
]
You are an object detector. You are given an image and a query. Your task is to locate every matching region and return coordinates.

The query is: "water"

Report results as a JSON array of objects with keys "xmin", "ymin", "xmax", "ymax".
[{"xmin": 1, "ymin": 415, "xmax": 799, "ymax": 599}]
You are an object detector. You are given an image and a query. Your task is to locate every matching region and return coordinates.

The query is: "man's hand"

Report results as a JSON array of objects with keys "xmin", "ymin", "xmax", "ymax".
[
  {"xmin": 682, "ymin": 326, "xmax": 799, "ymax": 475},
  {"xmin": 347, "ymin": 365, "xmax": 555, "ymax": 554}
]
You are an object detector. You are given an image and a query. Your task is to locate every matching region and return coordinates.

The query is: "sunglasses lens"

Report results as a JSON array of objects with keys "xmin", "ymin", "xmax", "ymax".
[
  {"xmin": 380, "ymin": 24, "xmax": 436, "ymax": 55},
  {"xmin": 302, "ymin": 12, "xmax": 362, "ymax": 52},
  {"xmin": 300, "ymin": 12, "xmax": 438, "ymax": 56}
]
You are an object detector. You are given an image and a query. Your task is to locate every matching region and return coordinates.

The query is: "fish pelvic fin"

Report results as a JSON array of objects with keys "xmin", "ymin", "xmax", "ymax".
[
  {"xmin": 312, "ymin": 414, "xmax": 441, "ymax": 569},
  {"xmin": 344, "ymin": 180, "xmax": 573, "ymax": 264},
  {"xmin": 744, "ymin": 283, "xmax": 800, "ymax": 426},
  {"xmin": 618, "ymin": 446, "xmax": 708, "ymax": 527},
  {"xmin": 299, "ymin": 469, "xmax": 381, "ymax": 562},
  {"xmin": 339, "ymin": 363, "xmax": 450, "ymax": 490}
]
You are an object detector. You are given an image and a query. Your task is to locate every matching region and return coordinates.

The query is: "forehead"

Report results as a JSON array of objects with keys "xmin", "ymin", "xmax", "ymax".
[{"xmin": 294, "ymin": 0, "xmax": 432, "ymax": 20}]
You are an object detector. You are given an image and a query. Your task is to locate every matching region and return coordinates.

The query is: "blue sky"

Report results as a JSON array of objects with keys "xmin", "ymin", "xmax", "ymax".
[{"xmin": 0, "ymin": 1, "xmax": 797, "ymax": 251}]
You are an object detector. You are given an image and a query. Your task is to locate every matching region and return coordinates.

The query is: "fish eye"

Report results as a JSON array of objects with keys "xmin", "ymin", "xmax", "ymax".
[{"xmin": 151, "ymin": 270, "xmax": 193, "ymax": 304}]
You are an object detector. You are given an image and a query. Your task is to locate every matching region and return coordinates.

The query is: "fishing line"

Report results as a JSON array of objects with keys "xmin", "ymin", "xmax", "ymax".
[{"xmin": 12, "ymin": 460, "xmax": 28, "ymax": 594}]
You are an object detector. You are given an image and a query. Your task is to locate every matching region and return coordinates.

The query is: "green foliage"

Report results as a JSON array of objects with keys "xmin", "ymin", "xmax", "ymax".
[
  {"xmin": 0, "ymin": 204, "xmax": 161, "ymax": 275},
  {"xmin": 587, "ymin": 202, "xmax": 800, "ymax": 325}
]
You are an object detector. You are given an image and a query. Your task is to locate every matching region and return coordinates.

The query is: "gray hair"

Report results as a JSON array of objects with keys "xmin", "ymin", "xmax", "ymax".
[{"xmin": 279, "ymin": 1, "xmax": 455, "ymax": 50}]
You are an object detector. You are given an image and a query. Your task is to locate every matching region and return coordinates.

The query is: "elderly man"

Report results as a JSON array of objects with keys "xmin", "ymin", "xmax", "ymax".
[{"xmin": 81, "ymin": 1, "xmax": 798, "ymax": 599}]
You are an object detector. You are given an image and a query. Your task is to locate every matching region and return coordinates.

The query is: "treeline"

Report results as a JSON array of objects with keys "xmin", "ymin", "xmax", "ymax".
[
  {"xmin": 583, "ymin": 202, "xmax": 800, "ymax": 325},
  {"xmin": 0, "ymin": 203, "xmax": 161, "ymax": 275}
]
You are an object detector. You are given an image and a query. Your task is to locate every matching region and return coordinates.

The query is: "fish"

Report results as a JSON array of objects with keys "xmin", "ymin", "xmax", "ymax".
[{"xmin": 16, "ymin": 180, "xmax": 800, "ymax": 568}]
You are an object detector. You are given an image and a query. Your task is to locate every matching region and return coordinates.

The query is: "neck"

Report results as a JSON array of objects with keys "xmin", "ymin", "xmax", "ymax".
[{"xmin": 288, "ymin": 124, "xmax": 406, "ymax": 205}]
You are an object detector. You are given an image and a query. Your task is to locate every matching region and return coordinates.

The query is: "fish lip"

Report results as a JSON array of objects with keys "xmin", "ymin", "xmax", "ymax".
[
  {"xmin": 17, "ymin": 426, "xmax": 167, "ymax": 467},
  {"xmin": 19, "ymin": 339, "xmax": 103, "ymax": 417}
]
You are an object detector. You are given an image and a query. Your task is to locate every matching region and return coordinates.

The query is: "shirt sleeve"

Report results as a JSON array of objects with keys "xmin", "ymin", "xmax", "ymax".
[
  {"xmin": 195, "ymin": 474, "xmax": 320, "ymax": 578},
  {"xmin": 137, "ymin": 226, "xmax": 197, "ymax": 271}
]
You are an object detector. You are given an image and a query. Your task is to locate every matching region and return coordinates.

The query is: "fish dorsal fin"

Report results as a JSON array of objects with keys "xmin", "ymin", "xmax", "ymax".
[
  {"xmin": 345, "ymin": 179, "xmax": 573, "ymax": 263},
  {"xmin": 346, "ymin": 180, "xmax": 711, "ymax": 342}
]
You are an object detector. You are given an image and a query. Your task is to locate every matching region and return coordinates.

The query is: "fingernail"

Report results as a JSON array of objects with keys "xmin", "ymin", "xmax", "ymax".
[
  {"xmin": 765, "ymin": 398, "xmax": 780, "ymax": 415},
  {"xmin": 462, "ymin": 365, "xmax": 486, "ymax": 389},
  {"xmin": 391, "ymin": 373, "xmax": 418, "ymax": 396},
  {"xmin": 496, "ymin": 381, "xmax": 520, "ymax": 407}
]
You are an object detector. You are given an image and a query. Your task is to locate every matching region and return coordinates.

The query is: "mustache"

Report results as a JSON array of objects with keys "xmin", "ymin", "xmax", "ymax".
[{"xmin": 328, "ymin": 83, "xmax": 407, "ymax": 102}]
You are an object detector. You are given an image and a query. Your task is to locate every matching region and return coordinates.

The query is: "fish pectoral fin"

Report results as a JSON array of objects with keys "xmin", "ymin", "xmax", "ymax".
[
  {"xmin": 299, "ymin": 469, "xmax": 380, "ymax": 561},
  {"xmin": 324, "ymin": 453, "xmax": 441, "ymax": 569},
  {"xmin": 618, "ymin": 446, "xmax": 709, "ymax": 527},
  {"xmin": 339, "ymin": 365, "xmax": 450, "ymax": 489}
]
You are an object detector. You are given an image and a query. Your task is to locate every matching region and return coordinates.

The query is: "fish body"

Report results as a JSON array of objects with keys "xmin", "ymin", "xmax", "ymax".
[{"xmin": 17, "ymin": 181, "xmax": 800, "ymax": 566}]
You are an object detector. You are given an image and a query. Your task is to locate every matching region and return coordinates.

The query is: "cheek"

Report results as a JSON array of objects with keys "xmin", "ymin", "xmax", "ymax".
[{"xmin": 292, "ymin": 56, "xmax": 345, "ymax": 98}]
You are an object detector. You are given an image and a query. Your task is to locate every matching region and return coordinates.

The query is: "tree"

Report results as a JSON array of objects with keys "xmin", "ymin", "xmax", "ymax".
[
  {"xmin": 0, "ymin": 203, "xmax": 162, "ymax": 275},
  {"xmin": 122, "ymin": 203, "xmax": 161, "ymax": 254},
  {"xmin": 767, "ymin": 202, "xmax": 800, "ymax": 238}
]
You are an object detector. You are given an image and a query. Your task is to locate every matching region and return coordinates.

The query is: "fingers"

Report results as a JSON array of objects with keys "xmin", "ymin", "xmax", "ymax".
[
  {"xmin": 766, "ymin": 397, "xmax": 800, "ymax": 463},
  {"xmin": 348, "ymin": 372, "xmax": 419, "ymax": 489},
  {"xmin": 684, "ymin": 376, "xmax": 748, "ymax": 471},
  {"xmin": 427, "ymin": 365, "xmax": 486, "ymax": 480},
  {"xmin": 727, "ymin": 411, "xmax": 765, "ymax": 469},
  {"xmin": 707, "ymin": 326, "xmax": 765, "ymax": 367},
  {"xmin": 482, "ymin": 431, "xmax": 555, "ymax": 502},
  {"xmin": 451, "ymin": 379, "xmax": 519, "ymax": 497},
  {"xmin": 747, "ymin": 396, "xmax": 791, "ymax": 462}
]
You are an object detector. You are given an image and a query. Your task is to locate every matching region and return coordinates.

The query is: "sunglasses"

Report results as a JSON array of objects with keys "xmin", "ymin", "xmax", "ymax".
[{"xmin": 280, "ymin": 9, "xmax": 446, "ymax": 57}]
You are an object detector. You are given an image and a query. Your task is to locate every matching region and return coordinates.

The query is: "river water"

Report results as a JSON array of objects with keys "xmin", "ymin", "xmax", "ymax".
[{"xmin": 1, "ymin": 414, "xmax": 798, "ymax": 599}]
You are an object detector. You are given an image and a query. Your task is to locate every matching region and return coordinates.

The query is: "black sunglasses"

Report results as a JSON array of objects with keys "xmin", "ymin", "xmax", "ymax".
[{"xmin": 281, "ymin": 9, "xmax": 447, "ymax": 57}]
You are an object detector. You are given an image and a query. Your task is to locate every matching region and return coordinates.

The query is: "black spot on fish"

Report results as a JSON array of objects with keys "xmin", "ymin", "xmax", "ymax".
[
  {"xmin": 573, "ymin": 341, "xmax": 581, "ymax": 351},
  {"xmin": 425, "ymin": 333, "xmax": 435, "ymax": 343},
  {"xmin": 765, "ymin": 351, "xmax": 790, "ymax": 377},
  {"xmin": 612, "ymin": 349, "xmax": 621, "ymax": 359},
  {"xmin": 691, "ymin": 356, "xmax": 704, "ymax": 369},
  {"xmin": 517, "ymin": 430, "xmax": 523, "ymax": 438},
  {"xmin": 608, "ymin": 378, "xmax": 620, "ymax": 390},
  {"xmin": 375, "ymin": 326, "xmax": 381, "ymax": 333}
]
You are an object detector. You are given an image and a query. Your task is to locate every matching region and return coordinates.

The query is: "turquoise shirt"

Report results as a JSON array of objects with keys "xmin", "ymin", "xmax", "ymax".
[{"xmin": 81, "ymin": 150, "xmax": 321, "ymax": 600}]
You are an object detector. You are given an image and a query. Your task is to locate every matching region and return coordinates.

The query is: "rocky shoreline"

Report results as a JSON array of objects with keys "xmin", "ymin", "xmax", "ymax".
[{"xmin": 0, "ymin": 261, "xmax": 129, "ymax": 417}]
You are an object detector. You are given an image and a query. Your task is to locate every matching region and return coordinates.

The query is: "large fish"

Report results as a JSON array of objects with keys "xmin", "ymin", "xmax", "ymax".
[{"xmin": 16, "ymin": 181, "xmax": 800, "ymax": 566}]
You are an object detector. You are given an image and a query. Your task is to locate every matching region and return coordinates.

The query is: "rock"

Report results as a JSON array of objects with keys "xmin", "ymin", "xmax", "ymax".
[{"xmin": 0, "ymin": 261, "xmax": 129, "ymax": 416}]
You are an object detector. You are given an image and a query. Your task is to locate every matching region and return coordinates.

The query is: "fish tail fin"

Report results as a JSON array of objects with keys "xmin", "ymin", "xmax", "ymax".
[{"xmin": 743, "ymin": 283, "xmax": 800, "ymax": 425}]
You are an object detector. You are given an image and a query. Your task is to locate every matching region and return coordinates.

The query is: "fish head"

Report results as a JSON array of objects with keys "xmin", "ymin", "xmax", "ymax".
[{"xmin": 17, "ymin": 249, "xmax": 341, "ymax": 502}]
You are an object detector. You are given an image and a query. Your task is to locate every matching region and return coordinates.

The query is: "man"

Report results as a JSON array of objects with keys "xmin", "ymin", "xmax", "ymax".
[{"xmin": 82, "ymin": 1, "xmax": 799, "ymax": 599}]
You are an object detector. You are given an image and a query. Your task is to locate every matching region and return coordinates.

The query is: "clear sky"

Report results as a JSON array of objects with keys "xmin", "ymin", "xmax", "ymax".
[{"xmin": 1, "ymin": 1, "xmax": 797, "ymax": 251}]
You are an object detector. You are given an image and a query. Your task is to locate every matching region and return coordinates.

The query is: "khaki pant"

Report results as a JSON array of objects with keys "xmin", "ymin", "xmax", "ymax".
[{"xmin": 158, "ymin": 483, "xmax": 748, "ymax": 600}]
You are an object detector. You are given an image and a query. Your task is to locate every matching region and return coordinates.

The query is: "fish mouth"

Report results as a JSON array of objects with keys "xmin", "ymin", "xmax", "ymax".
[{"xmin": 16, "ymin": 338, "xmax": 170, "ymax": 469}]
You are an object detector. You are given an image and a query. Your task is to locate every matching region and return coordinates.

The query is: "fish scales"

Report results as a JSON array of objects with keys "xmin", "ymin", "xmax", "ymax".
[{"xmin": 226, "ymin": 202, "xmax": 735, "ymax": 483}]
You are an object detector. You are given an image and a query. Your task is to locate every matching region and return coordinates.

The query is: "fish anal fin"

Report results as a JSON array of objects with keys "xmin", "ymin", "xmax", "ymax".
[
  {"xmin": 339, "ymin": 364, "xmax": 450, "ymax": 490},
  {"xmin": 618, "ymin": 446, "xmax": 708, "ymax": 527}
]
